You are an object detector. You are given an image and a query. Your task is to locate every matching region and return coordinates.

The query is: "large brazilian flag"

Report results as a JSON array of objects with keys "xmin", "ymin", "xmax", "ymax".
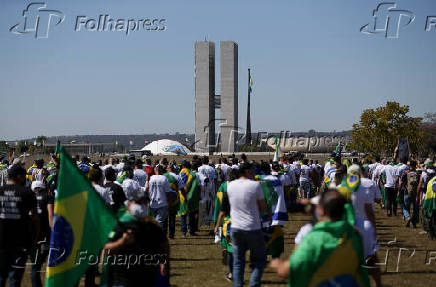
[
  {"xmin": 289, "ymin": 220, "xmax": 370, "ymax": 287},
  {"xmin": 423, "ymin": 176, "xmax": 436, "ymax": 218},
  {"xmin": 46, "ymin": 146, "xmax": 117, "ymax": 287}
]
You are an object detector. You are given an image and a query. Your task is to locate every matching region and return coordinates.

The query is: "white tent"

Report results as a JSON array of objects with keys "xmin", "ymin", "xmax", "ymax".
[{"xmin": 139, "ymin": 139, "xmax": 191, "ymax": 155}]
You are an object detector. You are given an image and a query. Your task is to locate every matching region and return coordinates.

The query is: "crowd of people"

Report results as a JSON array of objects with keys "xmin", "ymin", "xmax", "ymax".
[{"xmin": 0, "ymin": 150, "xmax": 435, "ymax": 287}]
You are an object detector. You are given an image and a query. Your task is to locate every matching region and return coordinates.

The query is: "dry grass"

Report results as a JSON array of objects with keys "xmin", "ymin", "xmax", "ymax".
[
  {"xmin": 168, "ymin": 208, "xmax": 436, "ymax": 287},
  {"xmin": 17, "ymin": 206, "xmax": 436, "ymax": 287}
]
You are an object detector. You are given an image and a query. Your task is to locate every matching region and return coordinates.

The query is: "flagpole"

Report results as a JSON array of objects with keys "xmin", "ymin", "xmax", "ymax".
[{"xmin": 246, "ymin": 68, "xmax": 252, "ymax": 145}]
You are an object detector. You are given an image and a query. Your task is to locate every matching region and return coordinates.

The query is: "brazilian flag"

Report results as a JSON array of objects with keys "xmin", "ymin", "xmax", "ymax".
[
  {"xmin": 178, "ymin": 168, "xmax": 199, "ymax": 216},
  {"xmin": 336, "ymin": 172, "xmax": 360, "ymax": 226},
  {"xmin": 289, "ymin": 220, "xmax": 370, "ymax": 287},
  {"xmin": 423, "ymin": 176, "xmax": 436, "ymax": 218},
  {"xmin": 116, "ymin": 171, "xmax": 127, "ymax": 184},
  {"xmin": 337, "ymin": 172, "xmax": 360, "ymax": 202},
  {"xmin": 254, "ymin": 176, "xmax": 278, "ymax": 210},
  {"xmin": 45, "ymin": 146, "xmax": 117, "ymax": 287},
  {"xmin": 221, "ymin": 216, "xmax": 232, "ymax": 253},
  {"xmin": 213, "ymin": 181, "xmax": 228, "ymax": 222},
  {"xmin": 164, "ymin": 172, "xmax": 180, "ymax": 213}
]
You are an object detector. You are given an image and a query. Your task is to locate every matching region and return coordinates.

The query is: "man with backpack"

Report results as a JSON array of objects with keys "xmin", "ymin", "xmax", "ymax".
[{"xmin": 399, "ymin": 161, "xmax": 419, "ymax": 228}]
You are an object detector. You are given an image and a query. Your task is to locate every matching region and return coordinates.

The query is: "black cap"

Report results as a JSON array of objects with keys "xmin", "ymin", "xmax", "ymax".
[
  {"xmin": 104, "ymin": 167, "xmax": 116, "ymax": 179},
  {"xmin": 239, "ymin": 162, "xmax": 252, "ymax": 173},
  {"xmin": 272, "ymin": 162, "xmax": 281, "ymax": 172},
  {"xmin": 7, "ymin": 164, "xmax": 26, "ymax": 178}
]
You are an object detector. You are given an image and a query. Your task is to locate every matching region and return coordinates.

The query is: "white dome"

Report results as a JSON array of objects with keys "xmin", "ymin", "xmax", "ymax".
[{"xmin": 141, "ymin": 139, "xmax": 191, "ymax": 155}]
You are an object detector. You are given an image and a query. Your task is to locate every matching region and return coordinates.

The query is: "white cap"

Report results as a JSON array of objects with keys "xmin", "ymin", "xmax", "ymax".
[
  {"xmin": 347, "ymin": 164, "xmax": 361, "ymax": 175},
  {"xmin": 310, "ymin": 195, "xmax": 320, "ymax": 205},
  {"xmin": 31, "ymin": 181, "xmax": 46, "ymax": 191}
]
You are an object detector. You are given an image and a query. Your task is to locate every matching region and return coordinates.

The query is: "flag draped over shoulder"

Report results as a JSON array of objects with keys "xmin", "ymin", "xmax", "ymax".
[
  {"xmin": 254, "ymin": 176, "xmax": 284, "ymax": 256},
  {"xmin": 45, "ymin": 146, "xmax": 117, "ymax": 287},
  {"xmin": 336, "ymin": 172, "xmax": 360, "ymax": 226},
  {"xmin": 337, "ymin": 172, "xmax": 360, "ymax": 202},
  {"xmin": 324, "ymin": 164, "xmax": 336, "ymax": 188},
  {"xmin": 289, "ymin": 220, "xmax": 370, "ymax": 287},
  {"xmin": 164, "ymin": 172, "xmax": 180, "ymax": 212},
  {"xmin": 221, "ymin": 216, "xmax": 232, "ymax": 253},
  {"xmin": 213, "ymin": 181, "xmax": 228, "ymax": 222},
  {"xmin": 423, "ymin": 176, "xmax": 436, "ymax": 218},
  {"xmin": 178, "ymin": 168, "xmax": 199, "ymax": 215}
]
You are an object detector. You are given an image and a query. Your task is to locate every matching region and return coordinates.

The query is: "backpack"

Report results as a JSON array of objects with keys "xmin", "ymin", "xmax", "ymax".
[{"xmin": 406, "ymin": 171, "xmax": 419, "ymax": 197}]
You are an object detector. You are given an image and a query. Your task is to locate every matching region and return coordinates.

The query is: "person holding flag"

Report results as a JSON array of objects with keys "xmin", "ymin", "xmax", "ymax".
[
  {"xmin": 255, "ymin": 162, "xmax": 287, "ymax": 259},
  {"xmin": 45, "ymin": 146, "xmax": 118, "ymax": 287},
  {"xmin": 214, "ymin": 168, "xmax": 239, "ymax": 282},
  {"xmin": 337, "ymin": 164, "xmax": 381, "ymax": 287}
]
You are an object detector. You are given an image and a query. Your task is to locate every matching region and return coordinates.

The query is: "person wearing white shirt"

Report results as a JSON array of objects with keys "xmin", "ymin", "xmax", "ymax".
[
  {"xmin": 418, "ymin": 161, "xmax": 435, "ymax": 205},
  {"xmin": 299, "ymin": 159, "xmax": 313, "ymax": 198},
  {"xmin": 219, "ymin": 158, "xmax": 231, "ymax": 182},
  {"xmin": 396, "ymin": 160, "xmax": 409, "ymax": 218},
  {"xmin": 381, "ymin": 161, "xmax": 399, "ymax": 216},
  {"xmin": 285, "ymin": 159, "xmax": 298, "ymax": 207},
  {"xmin": 133, "ymin": 160, "xmax": 148, "ymax": 188},
  {"xmin": 147, "ymin": 165, "xmax": 172, "ymax": 229},
  {"xmin": 231, "ymin": 157, "xmax": 239, "ymax": 170},
  {"xmin": 197, "ymin": 157, "xmax": 217, "ymax": 225},
  {"xmin": 122, "ymin": 167, "xmax": 143, "ymax": 201},
  {"xmin": 347, "ymin": 165, "xmax": 381, "ymax": 287},
  {"xmin": 90, "ymin": 168, "xmax": 112, "ymax": 206},
  {"xmin": 226, "ymin": 163, "xmax": 267, "ymax": 287}
]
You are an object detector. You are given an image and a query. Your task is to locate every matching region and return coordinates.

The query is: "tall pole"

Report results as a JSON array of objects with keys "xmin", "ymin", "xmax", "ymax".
[{"xmin": 246, "ymin": 68, "xmax": 252, "ymax": 145}]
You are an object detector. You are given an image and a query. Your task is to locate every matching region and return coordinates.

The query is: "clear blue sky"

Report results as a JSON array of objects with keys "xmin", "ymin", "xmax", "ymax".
[{"xmin": 1, "ymin": 0, "xmax": 436, "ymax": 140}]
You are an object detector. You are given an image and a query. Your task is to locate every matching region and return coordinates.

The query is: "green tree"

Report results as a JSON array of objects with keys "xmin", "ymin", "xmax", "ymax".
[
  {"xmin": 419, "ymin": 112, "xmax": 436, "ymax": 157},
  {"xmin": 36, "ymin": 135, "xmax": 47, "ymax": 147},
  {"xmin": 350, "ymin": 101, "xmax": 424, "ymax": 157}
]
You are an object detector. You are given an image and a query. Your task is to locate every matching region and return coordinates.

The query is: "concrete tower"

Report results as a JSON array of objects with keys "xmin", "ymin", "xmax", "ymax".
[
  {"xmin": 220, "ymin": 41, "xmax": 238, "ymax": 153},
  {"xmin": 194, "ymin": 41, "xmax": 215, "ymax": 153}
]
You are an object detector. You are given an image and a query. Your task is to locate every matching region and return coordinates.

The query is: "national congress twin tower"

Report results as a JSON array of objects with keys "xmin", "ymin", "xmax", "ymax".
[{"xmin": 194, "ymin": 41, "xmax": 238, "ymax": 154}]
